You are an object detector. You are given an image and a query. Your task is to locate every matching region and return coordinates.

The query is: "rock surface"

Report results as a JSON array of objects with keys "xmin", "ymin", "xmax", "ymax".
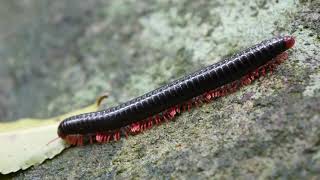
[{"xmin": 1, "ymin": 0, "xmax": 319, "ymax": 179}]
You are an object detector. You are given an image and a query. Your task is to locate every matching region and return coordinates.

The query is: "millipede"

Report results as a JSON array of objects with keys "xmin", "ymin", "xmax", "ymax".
[{"xmin": 57, "ymin": 35, "xmax": 295, "ymax": 145}]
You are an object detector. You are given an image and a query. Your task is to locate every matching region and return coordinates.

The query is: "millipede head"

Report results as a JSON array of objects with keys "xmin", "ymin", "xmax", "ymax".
[{"xmin": 57, "ymin": 126, "xmax": 66, "ymax": 139}]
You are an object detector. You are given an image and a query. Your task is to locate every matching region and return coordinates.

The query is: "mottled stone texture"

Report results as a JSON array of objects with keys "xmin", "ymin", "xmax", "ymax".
[{"xmin": 1, "ymin": 0, "xmax": 319, "ymax": 179}]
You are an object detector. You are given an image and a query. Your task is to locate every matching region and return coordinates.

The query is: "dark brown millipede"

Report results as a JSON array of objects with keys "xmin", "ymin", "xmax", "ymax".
[{"xmin": 57, "ymin": 35, "xmax": 295, "ymax": 145}]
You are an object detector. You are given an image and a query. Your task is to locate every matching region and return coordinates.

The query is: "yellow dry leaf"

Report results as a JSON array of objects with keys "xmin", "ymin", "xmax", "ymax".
[{"xmin": 0, "ymin": 95, "xmax": 107, "ymax": 174}]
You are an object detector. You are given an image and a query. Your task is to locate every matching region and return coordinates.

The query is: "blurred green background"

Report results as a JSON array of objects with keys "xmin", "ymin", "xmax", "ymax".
[{"xmin": 0, "ymin": 0, "xmax": 107, "ymax": 120}]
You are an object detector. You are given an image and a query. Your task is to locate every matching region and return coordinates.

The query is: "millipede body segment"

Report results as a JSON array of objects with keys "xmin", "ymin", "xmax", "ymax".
[{"xmin": 58, "ymin": 36, "xmax": 295, "ymax": 145}]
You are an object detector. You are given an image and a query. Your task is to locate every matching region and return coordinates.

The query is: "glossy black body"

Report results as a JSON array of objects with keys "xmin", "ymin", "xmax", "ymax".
[{"xmin": 58, "ymin": 36, "xmax": 289, "ymax": 136}]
